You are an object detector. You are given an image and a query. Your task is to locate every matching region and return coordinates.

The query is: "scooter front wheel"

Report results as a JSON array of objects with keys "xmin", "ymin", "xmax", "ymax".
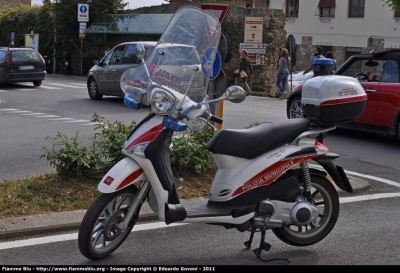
[
  {"xmin": 78, "ymin": 185, "xmax": 139, "ymax": 260},
  {"xmin": 272, "ymin": 174, "xmax": 339, "ymax": 247}
]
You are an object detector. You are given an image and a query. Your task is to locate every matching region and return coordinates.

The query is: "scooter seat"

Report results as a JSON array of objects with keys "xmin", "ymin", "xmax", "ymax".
[{"xmin": 206, "ymin": 118, "xmax": 310, "ymax": 160}]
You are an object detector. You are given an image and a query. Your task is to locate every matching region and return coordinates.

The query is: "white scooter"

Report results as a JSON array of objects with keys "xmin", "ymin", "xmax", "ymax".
[{"xmin": 78, "ymin": 6, "xmax": 367, "ymax": 262}]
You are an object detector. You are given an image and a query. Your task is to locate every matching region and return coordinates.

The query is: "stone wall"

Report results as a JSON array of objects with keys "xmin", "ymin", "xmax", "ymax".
[
  {"xmin": 0, "ymin": 0, "xmax": 30, "ymax": 8},
  {"xmin": 120, "ymin": 4, "xmax": 286, "ymax": 96}
]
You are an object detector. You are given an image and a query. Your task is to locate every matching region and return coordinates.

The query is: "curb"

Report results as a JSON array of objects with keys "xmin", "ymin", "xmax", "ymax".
[{"xmin": 0, "ymin": 176, "xmax": 370, "ymax": 240}]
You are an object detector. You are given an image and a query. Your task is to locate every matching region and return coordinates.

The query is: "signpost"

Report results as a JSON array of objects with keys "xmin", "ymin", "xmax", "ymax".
[
  {"xmin": 239, "ymin": 43, "xmax": 266, "ymax": 66},
  {"xmin": 200, "ymin": 4, "xmax": 230, "ymax": 129},
  {"xmin": 78, "ymin": 4, "xmax": 89, "ymax": 22},
  {"xmin": 78, "ymin": 4, "xmax": 89, "ymax": 76},
  {"xmin": 244, "ymin": 17, "xmax": 263, "ymax": 43}
]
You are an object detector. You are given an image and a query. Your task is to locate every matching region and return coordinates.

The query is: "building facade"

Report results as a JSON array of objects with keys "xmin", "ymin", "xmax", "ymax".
[
  {"xmin": 269, "ymin": 0, "xmax": 400, "ymax": 71},
  {"xmin": 0, "ymin": 0, "xmax": 30, "ymax": 8}
]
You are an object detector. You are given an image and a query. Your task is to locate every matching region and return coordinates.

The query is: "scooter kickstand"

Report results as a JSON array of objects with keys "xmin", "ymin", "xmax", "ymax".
[
  {"xmin": 252, "ymin": 229, "xmax": 290, "ymax": 264},
  {"xmin": 244, "ymin": 227, "xmax": 256, "ymax": 249}
]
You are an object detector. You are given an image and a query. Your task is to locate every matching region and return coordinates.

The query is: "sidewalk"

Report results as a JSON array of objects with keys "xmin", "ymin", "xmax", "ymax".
[{"xmin": 0, "ymin": 176, "xmax": 370, "ymax": 240}]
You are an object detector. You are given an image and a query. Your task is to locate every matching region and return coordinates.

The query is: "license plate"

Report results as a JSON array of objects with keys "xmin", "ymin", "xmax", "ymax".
[
  {"xmin": 64, "ymin": 61, "xmax": 69, "ymax": 65},
  {"xmin": 19, "ymin": 65, "xmax": 34, "ymax": 70}
]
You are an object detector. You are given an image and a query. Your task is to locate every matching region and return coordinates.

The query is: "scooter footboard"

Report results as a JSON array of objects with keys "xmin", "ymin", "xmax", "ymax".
[
  {"xmin": 98, "ymin": 157, "xmax": 147, "ymax": 193},
  {"xmin": 313, "ymin": 153, "xmax": 353, "ymax": 193}
]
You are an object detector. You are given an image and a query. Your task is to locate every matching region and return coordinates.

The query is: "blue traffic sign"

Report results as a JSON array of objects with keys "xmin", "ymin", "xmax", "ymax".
[
  {"xmin": 201, "ymin": 47, "xmax": 221, "ymax": 80},
  {"xmin": 80, "ymin": 6, "xmax": 87, "ymax": 13},
  {"xmin": 11, "ymin": 32, "xmax": 15, "ymax": 42}
]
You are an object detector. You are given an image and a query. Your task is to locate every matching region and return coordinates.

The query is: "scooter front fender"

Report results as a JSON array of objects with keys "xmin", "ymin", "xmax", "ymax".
[{"xmin": 98, "ymin": 157, "xmax": 147, "ymax": 193}]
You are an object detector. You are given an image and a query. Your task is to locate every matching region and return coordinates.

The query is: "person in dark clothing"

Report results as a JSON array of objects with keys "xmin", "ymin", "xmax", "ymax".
[
  {"xmin": 238, "ymin": 49, "xmax": 253, "ymax": 96},
  {"xmin": 303, "ymin": 46, "xmax": 325, "ymax": 77}
]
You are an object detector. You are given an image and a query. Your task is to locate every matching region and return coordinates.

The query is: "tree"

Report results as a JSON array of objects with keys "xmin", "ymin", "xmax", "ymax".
[{"xmin": 382, "ymin": 0, "xmax": 400, "ymax": 11}]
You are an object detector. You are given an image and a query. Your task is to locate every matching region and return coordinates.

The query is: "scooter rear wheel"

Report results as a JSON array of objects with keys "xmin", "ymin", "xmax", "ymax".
[
  {"xmin": 272, "ymin": 174, "xmax": 339, "ymax": 247},
  {"xmin": 78, "ymin": 185, "xmax": 139, "ymax": 260}
]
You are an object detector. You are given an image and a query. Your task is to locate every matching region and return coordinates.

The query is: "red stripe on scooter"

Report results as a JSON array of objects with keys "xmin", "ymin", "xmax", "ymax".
[
  {"xmin": 231, "ymin": 155, "xmax": 321, "ymax": 197},
  {"xmin": 124, "ymin": 124, "xmax": 164, "ymax": 151},
  {"xmin": 320, "ymin": 94, "xmax": 367, "ymax": 106},
  {"xmin": 115, "ymin": 168, "xmax": 144, "ymax": 190}
]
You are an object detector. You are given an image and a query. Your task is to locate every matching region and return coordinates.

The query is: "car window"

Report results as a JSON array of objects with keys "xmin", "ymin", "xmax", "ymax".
[
  {"xmin": 120, "ymin": 44, "xmax": 140, "ymax": 64},
  {"xmin": 0, "ymin": 50, "xmax": 5, "ymax": 63},
  {"xmin": 11, "ymin": 50, "xmax": 41, "ymax": 62},
  {"xmin": 381, "ymin": 60, "xmax": 399, "ymax": 83},
  {"xmin": 102, "ymin": 45, "xmax": 126, "ymax": 65},
  {"xmin": 341, "ymin": 59, "xmax": 385, "ymax": 81}
]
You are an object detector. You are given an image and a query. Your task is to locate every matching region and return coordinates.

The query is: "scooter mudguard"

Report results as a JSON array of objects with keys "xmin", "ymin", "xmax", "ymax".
[
  {"xmin": 98, "ymin": 157, "xmax": 147, "ymax": 193},
  {"xmin": 313, "ymin": 153, "xmax": 353, "ymax": 193}
]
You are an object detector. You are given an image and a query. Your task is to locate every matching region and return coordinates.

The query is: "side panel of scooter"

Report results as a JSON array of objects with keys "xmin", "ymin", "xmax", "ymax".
[
  {"xmin": 98, "ymin": 157, "xmax": 147, "ymax": 193},
  {"xmin": 209, "ymin": 141, "xmax": 321, "ymax": 202}
]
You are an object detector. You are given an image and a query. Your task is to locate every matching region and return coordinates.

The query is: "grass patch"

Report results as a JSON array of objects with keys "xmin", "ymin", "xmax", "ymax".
[{"xmin": 0, "ymin": 167, "xmax": 216, "ymax": 219}]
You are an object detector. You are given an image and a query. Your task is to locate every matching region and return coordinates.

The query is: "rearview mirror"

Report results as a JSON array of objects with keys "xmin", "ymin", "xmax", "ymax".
[
  {"xmin": 136, "ymin": 43, "xmax": 146, "ymax": 61},
  {"xmin": 93, "ymin": 60, "xmax": 99, "ymax": 65},
  {"xmin": 225, "ymin": 86, "xmax": 246, "ymax": 103},
  {"xmin": 365, "ymin": 60, "xmax": 379, "ymax": 67}
]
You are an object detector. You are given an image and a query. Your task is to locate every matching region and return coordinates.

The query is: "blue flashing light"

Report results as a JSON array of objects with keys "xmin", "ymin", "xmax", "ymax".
[
  {"xmin": 313, "ymin": 58, "xmax": 334, "ymax": 65},
  {"xmin": 162, "ymin": 118, "xmax": 187, "ymax": 132},
  {"xmin": 124, "ymin": 94, "xmax": 140, "ymax": 110}
]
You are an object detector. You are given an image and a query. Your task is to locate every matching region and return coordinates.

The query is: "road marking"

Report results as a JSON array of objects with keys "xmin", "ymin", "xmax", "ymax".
[
  {"xmin": 0, "ymin": 108, "xmax": 20, "ymax": 111},
  {"xmin": 340, "ymin": 192, "xmax": 400, "ymax": 203},
  {"xmin": 0, "ymin": 222, "xmax": 187, "ymax": 250},
  {"xmin": 20, "ymin": 113, "xmax": 45, "ymax": 115},
  {"xmin": 33, "ymin": 115, "xmax": 60, "ymax": 118},
  {"xmin": 1, "ymin": 191, "xmax": 400, "ymax": 250},
  {"xmin": 37, "ymin": 85, "xmax": 63, "ymax": 90},
  {"xmin": 64, "ymin": 119, "xmax": 91, "ymax": 123},
  {"xmin": 3, "ymin": 110, "xmax": 31, "ymax": 114},
  {"xmin": 48, "ymin": 117, "xmax": 75, "ymax": 121},
  {"xmin": 47, "ymin": 83, "xmax": 84, "ymax": 88}
]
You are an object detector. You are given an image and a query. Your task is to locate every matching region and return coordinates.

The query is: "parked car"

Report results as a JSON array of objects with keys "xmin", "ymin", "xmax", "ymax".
[
  {"xmin": 0, "ymin": 46, "xmax": 46, "ymax": 87},
  {"xmin": 286, "ymin": 49, "xmax": 400, "ymax": 141},
  {"xmin": 87, "ymin": 41, "xmax": 157, "ymax": 100}
]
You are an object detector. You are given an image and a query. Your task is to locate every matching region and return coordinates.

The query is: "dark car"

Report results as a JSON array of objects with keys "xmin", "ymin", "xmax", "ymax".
[
  {"xmin": 0, "ymin": 46, "xmax": 46, "ymax": 87},
  {"xmin": 286, "ymin": 50, "xmax": 400, "ymax": 141},
  {"xmin": 86, "ymin": 41, "xmax": 157, "ymax": 100}
]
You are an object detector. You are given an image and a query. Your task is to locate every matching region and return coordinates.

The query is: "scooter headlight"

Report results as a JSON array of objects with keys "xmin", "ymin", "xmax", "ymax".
[{"xmin": 150, "ymin": 88, "xmax": 176, "ymax": 115}]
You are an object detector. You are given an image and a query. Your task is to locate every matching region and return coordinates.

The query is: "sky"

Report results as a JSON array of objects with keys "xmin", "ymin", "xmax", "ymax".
[{"xmin": 31, "ymin": 0, "xmax": 167, "ymax": 10}]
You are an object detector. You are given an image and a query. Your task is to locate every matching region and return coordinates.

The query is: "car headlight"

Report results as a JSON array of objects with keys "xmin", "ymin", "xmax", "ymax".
[{"xmin": 150, "ymin": 88, "xmax": 176, "ymax": 115}]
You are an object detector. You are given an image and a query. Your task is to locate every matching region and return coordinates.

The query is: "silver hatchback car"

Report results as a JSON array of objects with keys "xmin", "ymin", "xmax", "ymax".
[{"xmin": 87, "ymin": 41, "xmax": 157, "ymax": 100}]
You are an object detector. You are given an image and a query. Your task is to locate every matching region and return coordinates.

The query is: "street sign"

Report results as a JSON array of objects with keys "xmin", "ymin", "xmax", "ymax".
[
  {"xmin": 240, "ymin": 43, "xmax": 266, "ymax": 49},
  {"xmin": 239, "ymin": 48, "xmax": 266, "ymax": 54},
  {"xmin": 201, "ymin": 47, "xmax": 222, "ymax": 80},
  {"xmin": 78, "ymin": 4, "xmax": 89, "ymax": 22},
  {"xmin": 244, "ymin": 17, "xmax": 263, "ymax": 43},
  {"xmin": 239, "ymin": 54, "xmax": 266, "ymax": 66},
  {"xmin": 79, "ymin": 22, "xmax": 87, "ymax": 38},
  {"xmin": 200, "ymin": 4, "xmax": 229, "ymax": 23}
]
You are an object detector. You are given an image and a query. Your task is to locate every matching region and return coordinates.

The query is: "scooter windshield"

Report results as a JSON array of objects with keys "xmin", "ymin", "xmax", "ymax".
[{"xmin": 121, "ymin": 6, "xmax": 221, "ymax": 123}]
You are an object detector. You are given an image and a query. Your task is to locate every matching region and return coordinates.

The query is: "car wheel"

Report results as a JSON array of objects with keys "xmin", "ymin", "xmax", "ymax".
[
  {"xmin": 88, "ymin": 78, "xmax": 103, "ymax": 100},
  {"xmin": 287, "ymin": 96, "xmax": 306, "ymax": 119},
  {"xmin": 33, "ymin": 80, "xmax": 42, "ymax": 87}
]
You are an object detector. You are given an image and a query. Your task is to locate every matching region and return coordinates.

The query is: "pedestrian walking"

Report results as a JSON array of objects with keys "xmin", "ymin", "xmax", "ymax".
[
  {"xmin": 236, "ymin": 49, "xmax": 253, "ymax": 96},
  {"xmin": 303, "ymin": 46, "xmax": 325, "ymax": 77},
  {"xmin": 326, "ymin": 51, "xmax": 338, "ymax": 74},
  {"xmin": 276, "ymin": 48, "xmax": 290, "ymax": 100}
]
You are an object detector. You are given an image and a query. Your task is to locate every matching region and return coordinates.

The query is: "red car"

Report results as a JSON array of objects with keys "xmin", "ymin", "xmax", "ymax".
[{"xmin": 287, "ymin": 50, "xmax": 400, "ymax": 141}]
